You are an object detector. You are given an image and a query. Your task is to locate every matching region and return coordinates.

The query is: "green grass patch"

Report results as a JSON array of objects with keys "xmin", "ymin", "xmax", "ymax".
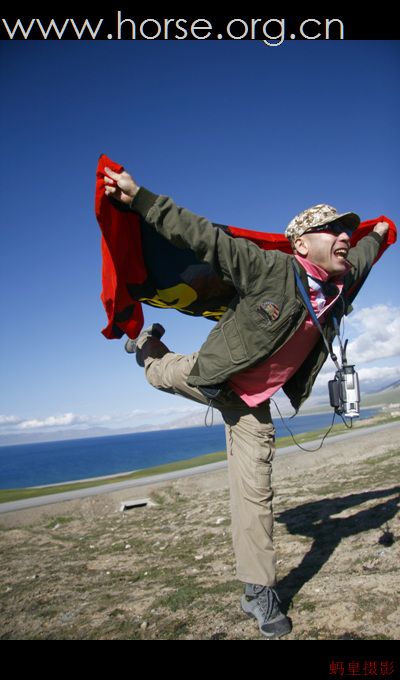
[
  {"xmin": 157, "ymin": 582, "xmax": 206, "ymax": 611},
  {"xmin": 363, "ymin": 448, "xmax": 400, "ymax": 465},
  {"xmin": 298, "ymin": 601, "xmax": 317, "ymax": 612},
  {"xmin": 208, "ymin": 580, "xmax": 240, "ymax": 596},
  {"xmin": 45, "ymin": 516, "xmax": 75, "ymax": 529}
]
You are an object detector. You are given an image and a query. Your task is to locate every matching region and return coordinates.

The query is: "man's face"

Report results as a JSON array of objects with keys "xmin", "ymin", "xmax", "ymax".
[{"xmin": 294, "ymin": 225, "xmax": 351, "ymax": 277}]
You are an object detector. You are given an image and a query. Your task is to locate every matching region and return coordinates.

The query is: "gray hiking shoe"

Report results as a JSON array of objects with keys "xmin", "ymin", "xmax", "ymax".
[
  {"xmin": 241, "ymin": 584, "xmax": 292, "ymax": 639},
  {"xmin": 125, "ymin": 323, "xmax": 165, "ymax": 365}
]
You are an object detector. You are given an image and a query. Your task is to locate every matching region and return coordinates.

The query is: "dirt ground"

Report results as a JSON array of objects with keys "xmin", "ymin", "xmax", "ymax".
[{"xmin": 0, "ymin": 425, "xmax": 399, "ymax": 640}]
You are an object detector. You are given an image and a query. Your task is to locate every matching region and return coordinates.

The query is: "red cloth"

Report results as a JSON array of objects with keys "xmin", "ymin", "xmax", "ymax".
[
  {"xmin": 95, "ymin": 153, "xmax": 397, "ymax": 340},
  {"xmin": 226, "ymin": 219, "xmax": 397, "ymax": 256},
  {"xmin": 95, "ymin": 155, "xmax": 145, "ymax": 339}
]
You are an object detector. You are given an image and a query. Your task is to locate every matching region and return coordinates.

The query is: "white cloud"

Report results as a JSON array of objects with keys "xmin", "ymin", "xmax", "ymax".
[
  {"xmin": 20, "ymin": 413, "xmax": 93, "ymax": 430},
  {"xmin": 345, "ymin": 305, "xmax": 400, "ymax": 364},
  {"xmin": 0, "ymin": 415, "xmax": 22, "ymax": 427},
  {"xmin": 0, "ymin": 405, "xmax": 202, "ymax": 435},
  {"xmin": 312, "ymin": 363, "xmax": 400, "ymax": 395},
  {"xmin": 0, "ymin": 412, "xmax": 112, "ymax": 433},
  {"xmin": 357, "ymin": 365, "xmax": 400, "ymax": 384},
  {"xmin": 307, "ymin": 305, "xmax": 400, "ymax": 397}
]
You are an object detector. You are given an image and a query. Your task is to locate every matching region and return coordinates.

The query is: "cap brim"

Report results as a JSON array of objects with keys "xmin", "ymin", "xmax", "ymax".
[{"xmin": 320, "ymin": 211, "xmax": 360, "ymax": 231}]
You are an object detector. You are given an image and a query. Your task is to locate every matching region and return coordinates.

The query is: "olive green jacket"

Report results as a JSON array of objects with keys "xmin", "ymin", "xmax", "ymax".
[{"xmin": 130, "ymin": 188, "xmax": 383, "ymax": 411}]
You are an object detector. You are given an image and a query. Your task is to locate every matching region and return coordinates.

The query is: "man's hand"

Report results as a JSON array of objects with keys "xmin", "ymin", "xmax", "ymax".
[
  {"xmin": 373, "ymin": 221, "xmax": 389, "ymax": 238},
  {"xmin": 104, "ymin": 167, "xmax": 139, "ymax": 205}
]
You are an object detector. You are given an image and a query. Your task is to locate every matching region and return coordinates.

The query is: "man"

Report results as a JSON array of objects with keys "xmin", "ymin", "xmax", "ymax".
[{"xmin": 104, "ymin": 166, "xmax": 389, "ymax": 639}]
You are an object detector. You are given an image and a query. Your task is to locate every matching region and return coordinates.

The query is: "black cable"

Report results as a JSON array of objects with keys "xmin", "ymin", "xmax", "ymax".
[
  {"xmin": 338, "ymin": 412, "xmax": 353, "ymax": 429},
  {"xmin": 271, "ymin": 398, "xmax": 337, "ymax": 452},
  {"xmin": 204, "ymin": 400, "xmax": 214, "ymax": 427},
  {"xmin": 339, "ymin": 296, "xmax": 346, "ymax": 347}
]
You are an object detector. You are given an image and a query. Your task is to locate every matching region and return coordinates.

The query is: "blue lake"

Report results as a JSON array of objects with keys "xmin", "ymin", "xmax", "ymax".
[{"xmin": 0, "ymin": 408, "xmax": 378, "ymax": 489}]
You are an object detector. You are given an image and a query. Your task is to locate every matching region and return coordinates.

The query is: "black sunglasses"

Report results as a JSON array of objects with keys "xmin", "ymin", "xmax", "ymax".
[{"xmin": 304, "ymin": 223, "xmax": 354, "ymax": 238}]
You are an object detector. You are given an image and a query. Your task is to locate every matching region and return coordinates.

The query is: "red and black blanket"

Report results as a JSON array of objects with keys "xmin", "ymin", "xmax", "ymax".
[{"xmin": 95, "ymin": 154, "xmax": 397, "ymax": 340}]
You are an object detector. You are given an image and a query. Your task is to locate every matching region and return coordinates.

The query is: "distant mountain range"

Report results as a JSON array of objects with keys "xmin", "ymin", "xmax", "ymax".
[
  {"xmin": 0, "ymin": 423, "xmax": 162, "ymax": 447},
  {"xmin": 369, "ymin": 379, "xmax": 400, "ymax": 393}
]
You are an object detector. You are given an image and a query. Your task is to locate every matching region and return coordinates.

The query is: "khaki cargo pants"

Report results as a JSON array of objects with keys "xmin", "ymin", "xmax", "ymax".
[{"xmin": 138, "ymin": 336, "xmax": 277, "ymax": 587}]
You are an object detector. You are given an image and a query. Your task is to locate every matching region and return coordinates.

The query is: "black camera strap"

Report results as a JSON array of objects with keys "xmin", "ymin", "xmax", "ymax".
[{"xmin": 293, "ymin": 263, "xmax": 341, "ymax": 371}]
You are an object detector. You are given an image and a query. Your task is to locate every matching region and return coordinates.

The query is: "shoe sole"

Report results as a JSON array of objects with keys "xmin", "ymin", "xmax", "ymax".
[
  {"xmin": 241, "ymin": 596, "xmax": 292, "ymax": 639},
  {"xmin": 125, "ymin": 324, "xmax": 165, "ymax": 355},
  {"xmin": 125, "ymin": 339, "xmax": 138, "ymax": 354}
]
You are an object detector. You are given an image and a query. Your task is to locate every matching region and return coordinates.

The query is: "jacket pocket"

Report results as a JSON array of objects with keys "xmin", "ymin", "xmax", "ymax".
[
  {"xmin": 221, "ymin": 317, "xmax": 249, "ymax": 364},
  {"xmin": 256, "ymin": 296, "xmax": 291, "ymax": 331}
]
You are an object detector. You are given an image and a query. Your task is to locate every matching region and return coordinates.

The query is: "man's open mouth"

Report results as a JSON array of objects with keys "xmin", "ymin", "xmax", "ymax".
[{"xmin": 333, "ymin": 248, "xmax": 349, "ymax": 260}]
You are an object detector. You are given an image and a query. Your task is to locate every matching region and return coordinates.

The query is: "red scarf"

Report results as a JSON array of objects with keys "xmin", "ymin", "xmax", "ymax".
[{"xmin": 95, "ymin": 154, "xmax": 397, "ymax": 340}]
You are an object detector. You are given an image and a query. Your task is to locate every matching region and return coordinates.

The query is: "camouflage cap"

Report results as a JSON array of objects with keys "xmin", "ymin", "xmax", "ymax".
[{"xmin": 285, "ymin": 204, "xmax": 360, "ymax": 242}]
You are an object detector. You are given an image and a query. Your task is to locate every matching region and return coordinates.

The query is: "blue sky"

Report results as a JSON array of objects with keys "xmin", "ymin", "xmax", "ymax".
[{"xmin": 0, "ymin": 40, "xmax": 399, "ymax": 440}]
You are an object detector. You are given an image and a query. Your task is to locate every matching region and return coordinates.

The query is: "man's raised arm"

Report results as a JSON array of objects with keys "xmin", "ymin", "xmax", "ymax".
[{"xmin": 104, "ymin": 166, "xmax": 273, "ymax": 295}]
